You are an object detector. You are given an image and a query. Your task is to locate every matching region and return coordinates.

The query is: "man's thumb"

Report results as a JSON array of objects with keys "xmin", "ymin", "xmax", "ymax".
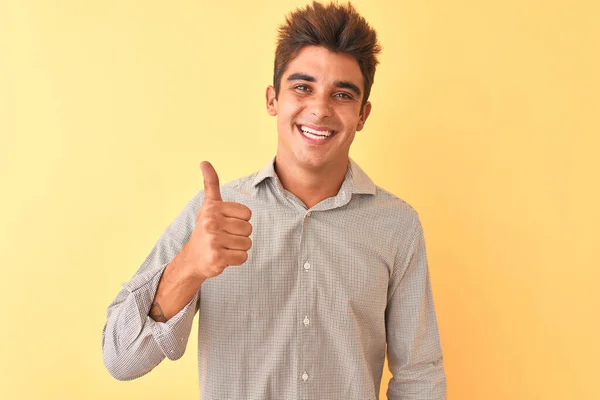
[{"xmin": 200, "ymin": 161, "xmax": 222, "ymax": 202}]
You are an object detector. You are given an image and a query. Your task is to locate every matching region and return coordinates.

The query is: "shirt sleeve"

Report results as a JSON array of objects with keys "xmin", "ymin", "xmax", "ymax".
[
  {"xmin": 385, "ymin": 214, "xmax": 447, "ymax": 399},
  {"xmin": 102, "ymin": 191, "xmax": 203, "ymax": 381}
]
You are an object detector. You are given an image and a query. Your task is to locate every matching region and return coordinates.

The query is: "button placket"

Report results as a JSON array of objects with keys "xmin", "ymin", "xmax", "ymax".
[{"xmin": 298, "ymin": 212, "xmax": 316, "ymax": 396}]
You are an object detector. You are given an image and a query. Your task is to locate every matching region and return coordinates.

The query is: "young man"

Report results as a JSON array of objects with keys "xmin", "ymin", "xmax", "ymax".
[{"xmin": 102, "ymin": 2, "xmax": 446, "ymax": 399}]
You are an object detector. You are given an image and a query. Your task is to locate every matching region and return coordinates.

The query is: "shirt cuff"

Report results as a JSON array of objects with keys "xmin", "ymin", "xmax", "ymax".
[{"xmin": 117, "ymin": 263, "xmax": 168, "ymax": 349}]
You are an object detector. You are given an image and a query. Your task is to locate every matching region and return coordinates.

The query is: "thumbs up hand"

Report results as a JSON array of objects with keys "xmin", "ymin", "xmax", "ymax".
[{"xmin": 181, "ymin": 161, "xmax": 253, "ymax": 281}]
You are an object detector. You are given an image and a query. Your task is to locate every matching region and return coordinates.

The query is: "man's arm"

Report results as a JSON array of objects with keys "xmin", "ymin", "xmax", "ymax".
[
  {"xmin": 101, "ymin": 186, "xmax": 203, "ymax": 381},
  {"xmin": 149, "ymin": 244, "xmax": 207, "ymax": 323},
  {"xmin": 101, "ymin": 230, "xmax": 201, "ymax": 380},
  {"xmin": 102, "ymin": 161, "xmax": 253, "ymax": 381},
  {"xmin": 385, "ymin": 214, "xmax": 446, "ymax": 399}
]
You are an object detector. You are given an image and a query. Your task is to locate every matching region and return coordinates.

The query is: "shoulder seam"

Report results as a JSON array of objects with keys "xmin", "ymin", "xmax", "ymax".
[{"xmin": 375, "ymin": 185, "xmax": 417, "ymax": 213}]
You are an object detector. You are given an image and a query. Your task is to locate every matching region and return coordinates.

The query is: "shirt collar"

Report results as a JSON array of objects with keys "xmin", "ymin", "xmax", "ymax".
[{"xmin": 251, "ymin": 156, "xmax": 377, "ymax": 196}]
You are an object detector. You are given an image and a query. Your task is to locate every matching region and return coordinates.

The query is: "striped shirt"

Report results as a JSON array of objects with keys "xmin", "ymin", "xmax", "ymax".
[{"xmin": 102, "ymin": 157, "xmax": 446, "ymax": 399}]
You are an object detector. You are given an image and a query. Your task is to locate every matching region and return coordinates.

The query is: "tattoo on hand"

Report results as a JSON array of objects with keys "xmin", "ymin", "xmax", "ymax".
[{"xmin": 149, "ymin": 302, "xmax": 168, "ymax": 322}]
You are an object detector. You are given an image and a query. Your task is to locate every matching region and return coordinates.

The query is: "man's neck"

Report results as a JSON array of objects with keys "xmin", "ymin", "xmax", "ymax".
[{"xmin": 274, "ymin": 154, "xmax": 348, "ymax": 209}]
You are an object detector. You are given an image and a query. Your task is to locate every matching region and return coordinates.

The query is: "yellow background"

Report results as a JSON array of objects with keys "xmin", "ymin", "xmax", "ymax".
[{"xmin": 1, "ymin": 0, "xmax": 598, "ymax": 399}]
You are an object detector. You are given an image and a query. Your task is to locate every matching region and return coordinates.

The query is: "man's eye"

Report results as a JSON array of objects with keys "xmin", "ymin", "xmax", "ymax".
[
  {"xmin": 334, "ymin": 92, "xmax": 353, "ymax": 99},
  {"xmin": 294, "ymin": 85, "xmax": 310, "ymax": 91}
]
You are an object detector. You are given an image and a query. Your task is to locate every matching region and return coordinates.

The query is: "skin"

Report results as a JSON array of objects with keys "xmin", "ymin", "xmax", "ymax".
[{"xmin": 266, "ymin": 45, "xmax": 372, "ymax": 209}]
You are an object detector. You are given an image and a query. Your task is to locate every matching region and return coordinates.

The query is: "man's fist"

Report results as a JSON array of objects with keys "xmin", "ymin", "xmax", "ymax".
[{"xmin": 181, "ymin": 161, "xmax": 253, "ymax": 281}]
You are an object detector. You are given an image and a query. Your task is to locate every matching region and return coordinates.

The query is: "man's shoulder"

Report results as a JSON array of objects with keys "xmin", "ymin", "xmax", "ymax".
[
  {"xmin": 348, "ymin": 158, "xmax": 419, "ymax": 220},
  {"xmin": 362, "ymin": 184, "xmax": 422, "ymax": 231},
  {"xmin": 372, "ymin": 184, "xmax": 418, "ymax": 214}
]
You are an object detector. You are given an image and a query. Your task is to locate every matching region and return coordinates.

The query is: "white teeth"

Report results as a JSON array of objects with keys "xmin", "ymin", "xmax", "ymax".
[
  {"xmin": 302, "ymin": 130, "xmax": 328, "ymax": 140},
  {"xmin": 300, "ymin": 125, "xmax": 332, "ymax": 137}
]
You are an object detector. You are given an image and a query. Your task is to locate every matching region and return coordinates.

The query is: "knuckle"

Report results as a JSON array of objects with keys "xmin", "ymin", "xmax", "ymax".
[
  {"xmin": 202, "ymin": 202, "xmax": 218, "ymax": 215},
  {"xmin": 201, "ymin": 216, "xmax": 219, "ymax": 232},
  {"xmin": 200, "ymin": 202, "xmax": 211, "ymax": 213},
  {"xmin": 234, "ymin": 204, "xmax": 252, "ymax": 220}
]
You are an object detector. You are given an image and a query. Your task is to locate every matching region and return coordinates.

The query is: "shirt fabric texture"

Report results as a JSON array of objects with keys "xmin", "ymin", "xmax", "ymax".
[{"xmin": 102, "ymin": 157, "xmax": 447, "ymax": 400}]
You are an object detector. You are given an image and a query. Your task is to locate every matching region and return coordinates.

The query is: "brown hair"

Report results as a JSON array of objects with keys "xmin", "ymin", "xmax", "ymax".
[{"xmin": 274, "ymin": 1, "xmax": 382, "ymax": 108}]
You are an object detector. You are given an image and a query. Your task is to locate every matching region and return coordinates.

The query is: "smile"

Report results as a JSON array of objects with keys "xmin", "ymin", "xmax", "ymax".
[{"xmin": 297, "ymin": 124, "xmax": 336, "ymax": 142}]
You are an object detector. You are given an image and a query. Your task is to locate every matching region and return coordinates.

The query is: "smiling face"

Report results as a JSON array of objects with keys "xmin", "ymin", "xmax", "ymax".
[{"xmin": 266, "ymin": 45, "xmax": 372, "ymax": 172}]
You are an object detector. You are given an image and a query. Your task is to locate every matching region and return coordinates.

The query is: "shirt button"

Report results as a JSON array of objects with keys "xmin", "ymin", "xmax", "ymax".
[
  {"xmin": 302, "ymin": 372, "xmax": 309, "ymax": 381},
  {"xmin": 303, "ymin": 316, "xmax": 310, "ymax": 326},
  {"xmin": 306, "ymin": 211, "xmax": 312, "ymax": 217},
  {"xmin": 303, "ymin": 262, "xmax": 310, "ymax": 271}
]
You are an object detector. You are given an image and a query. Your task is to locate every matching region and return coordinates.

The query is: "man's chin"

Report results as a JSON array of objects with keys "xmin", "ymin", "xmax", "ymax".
[{"xmin": 295, "ymin": 153, "xmax": 332, "ymax": 170}]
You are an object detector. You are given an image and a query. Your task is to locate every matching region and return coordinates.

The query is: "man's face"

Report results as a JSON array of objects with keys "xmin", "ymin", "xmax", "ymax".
[{"xmin": 266, "ymin": 45, "xmax": 371, "ymax": 171}]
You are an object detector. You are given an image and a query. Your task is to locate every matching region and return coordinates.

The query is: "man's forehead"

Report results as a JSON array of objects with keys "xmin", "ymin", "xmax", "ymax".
[{"xmin": 283, "ymin": 47, "xmax": 363, "ymax": 85}]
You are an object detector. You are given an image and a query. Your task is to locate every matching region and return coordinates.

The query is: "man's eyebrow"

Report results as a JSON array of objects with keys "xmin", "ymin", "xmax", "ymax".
[
  {"xmin": 335, "ymin": 80, "xmax": 361, "ymax": 96},
  {"xmin": 287, "ymin": 73, "xmax": 315, "ymax": 82}
]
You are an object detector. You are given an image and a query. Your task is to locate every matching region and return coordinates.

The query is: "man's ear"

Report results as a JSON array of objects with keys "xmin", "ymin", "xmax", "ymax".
[
  {"xmin": 266, "ymin": 86, "xmax": 278, "ymax": 116},
  {"xmin": 356, "ymin": 101, "xmax": 372, "ymax": 131}
]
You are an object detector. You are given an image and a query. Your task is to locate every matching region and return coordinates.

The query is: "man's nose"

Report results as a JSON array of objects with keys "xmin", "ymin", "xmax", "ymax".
[{"xmin": 307, "ymin": 93, "xmax": 333, "ymax": 119}]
